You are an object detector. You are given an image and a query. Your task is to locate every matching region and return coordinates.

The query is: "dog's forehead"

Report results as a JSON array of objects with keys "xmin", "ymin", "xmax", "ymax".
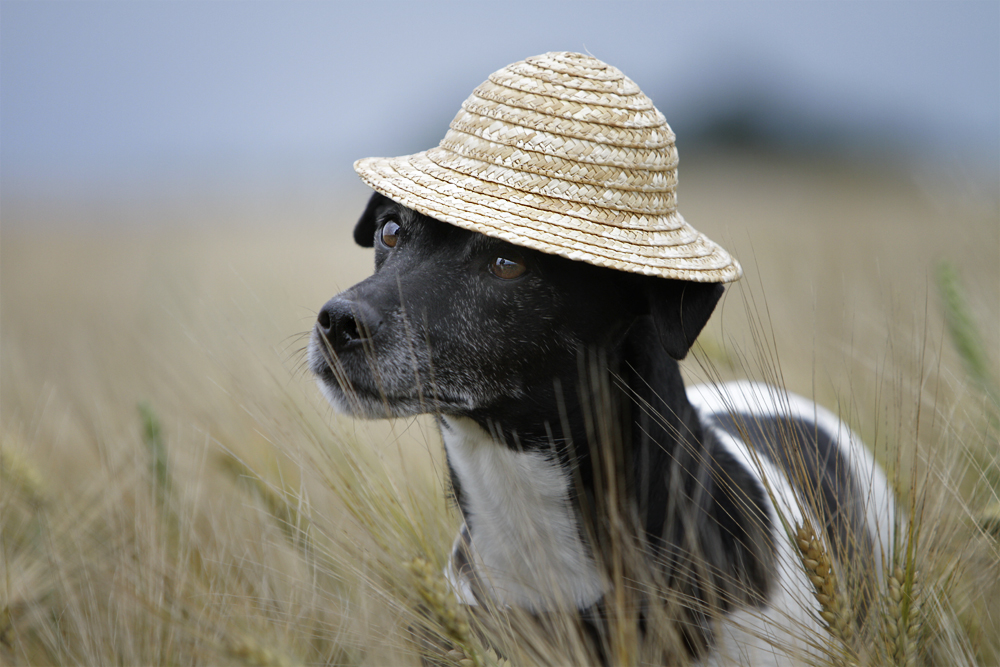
[
  {"xmin": 468, "ymin": 229, "xmax": 523, "ymax": 254},
  {"xmin": 383, "ymin": 200, "xmax": 525, "ymax": 251},
  {"xmin": 376, "ymin": 199, "xmax": 418, "ymax": 224},
  {"xmin": 377, "ymin": 199, "xmax": 639, "ymax": 286}
]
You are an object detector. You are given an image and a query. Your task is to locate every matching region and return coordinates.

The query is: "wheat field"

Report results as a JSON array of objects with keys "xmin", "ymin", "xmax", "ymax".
[{"xmin": 2, "ymin": 154, "xmax": 998, "ymax": 665}]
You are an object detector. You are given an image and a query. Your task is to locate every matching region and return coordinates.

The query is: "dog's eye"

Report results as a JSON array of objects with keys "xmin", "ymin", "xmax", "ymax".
[
  {"xmin": 380, "ymin": 220, "xmax": 401, "ymax": 248},
  {"xmin": 488, "ymin": 255, "xmax": 527, "ymax": 280}
]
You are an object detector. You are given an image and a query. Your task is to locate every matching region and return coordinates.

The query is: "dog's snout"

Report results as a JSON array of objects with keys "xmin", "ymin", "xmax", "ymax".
[{"xmin": 316, "ymin": 298, "xmax": 382, "ymax": 352}]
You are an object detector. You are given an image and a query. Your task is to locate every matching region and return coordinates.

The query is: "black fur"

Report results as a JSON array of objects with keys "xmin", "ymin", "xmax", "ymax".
[
  {"xmin": 353, "ymin": 191, "xmax": 389, "ymax": 247},
  {"xmin": 710, "ymin": 411, "xmax": 874, "ymax": 617},
  {"xmin": 308, "ymin": 193, "xmax": 875, "ymax": 662}
]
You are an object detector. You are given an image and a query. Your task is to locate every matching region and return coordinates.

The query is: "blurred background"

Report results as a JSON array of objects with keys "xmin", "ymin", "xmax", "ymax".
[
  {"xmin": 1, "ymin": 0, "xmax": 997, "ymax": 460},
  {"xmin": 2, "ymin": 1, "xmax": 997, "ymax": 226}
]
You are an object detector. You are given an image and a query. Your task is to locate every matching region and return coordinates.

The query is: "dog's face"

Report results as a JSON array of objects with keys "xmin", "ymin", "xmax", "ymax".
[{"xmin": 309, "ymin": 193, "xmax": 723, "ymax": 419}]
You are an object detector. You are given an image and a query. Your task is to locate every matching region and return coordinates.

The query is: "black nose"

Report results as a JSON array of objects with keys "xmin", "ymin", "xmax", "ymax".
[{"xmin": 316, "ymin": 297, "xmax": 382, "ymax": 353}]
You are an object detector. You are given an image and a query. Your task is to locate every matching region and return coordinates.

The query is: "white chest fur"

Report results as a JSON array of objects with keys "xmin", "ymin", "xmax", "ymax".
[{"xmin": 441, "ymin": 416, "xmax": 604, "ymax": 611}]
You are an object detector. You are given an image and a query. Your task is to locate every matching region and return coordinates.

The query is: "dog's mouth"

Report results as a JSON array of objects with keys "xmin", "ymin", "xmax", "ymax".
[{"xmin": 308, "ymin": 327, "xmax": 474, "ymax": 418}]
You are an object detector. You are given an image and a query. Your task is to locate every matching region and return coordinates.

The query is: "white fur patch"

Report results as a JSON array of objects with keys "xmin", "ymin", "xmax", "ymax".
[
  {"xmin": 440, "ymin": 384, "xmax": 896, "ymax": 666},
  {"xmin": 688, "ymin": 381, "xmax": 897, "ymax": 666},
  {"xmin": 686, "ymin": 381, "xmax": 898, "ymax": 571},
  {"xmin": 441, "ymin": 416, "xmax": 604, "ymax": 611}
]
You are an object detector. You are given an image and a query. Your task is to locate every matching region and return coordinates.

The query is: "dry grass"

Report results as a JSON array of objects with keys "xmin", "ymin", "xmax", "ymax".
[{"xmin": 1, "ymin": 155, "xmax": 998, "ymax": 665}]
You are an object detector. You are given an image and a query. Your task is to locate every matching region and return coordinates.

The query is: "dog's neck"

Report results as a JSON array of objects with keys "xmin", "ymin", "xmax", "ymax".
[
  {"xmin": 442, "ymin": 315, "xmax": 772, "ymax": 648},
  {"xmin": 451, "ymin": 316, "xmax": 706, "ymax": 533},
  {"xmin": 439, "ymin": 317, "xmax": 744, "ymax": 610}
]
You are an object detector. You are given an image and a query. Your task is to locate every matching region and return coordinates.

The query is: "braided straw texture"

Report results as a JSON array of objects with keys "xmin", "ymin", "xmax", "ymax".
[{"xmin": 355, "ymin": 51, "xmax": 742, "ymax": 282}]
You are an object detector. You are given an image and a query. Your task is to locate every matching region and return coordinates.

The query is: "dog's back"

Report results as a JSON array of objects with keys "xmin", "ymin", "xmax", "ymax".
[{"xmin": 687, "ymin": 381, "xmax": 896, "ymax": 665}]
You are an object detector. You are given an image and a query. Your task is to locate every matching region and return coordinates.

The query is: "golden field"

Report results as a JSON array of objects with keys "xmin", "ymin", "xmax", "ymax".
[{"xmin": 2, "ymin": 154, "xmax": 998, "ymax": 665}]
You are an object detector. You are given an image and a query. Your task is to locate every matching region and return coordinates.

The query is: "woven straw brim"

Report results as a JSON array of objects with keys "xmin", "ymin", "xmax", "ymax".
[
  {"xmin": 355, "ymin": 152, "xmax": 736, "ymax": 281},
  {"xmin": 353, "ymin": 52, "xmax": 742, "ymax": 283}
]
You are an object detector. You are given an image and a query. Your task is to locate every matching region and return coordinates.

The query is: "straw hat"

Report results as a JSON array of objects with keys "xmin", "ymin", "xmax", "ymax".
[{"xmin": 354, "ymin": 51, "xmax": 742, "ymax": 283}]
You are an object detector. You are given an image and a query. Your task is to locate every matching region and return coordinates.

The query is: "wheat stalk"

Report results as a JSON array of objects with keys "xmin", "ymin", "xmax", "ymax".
[
  {"xmin": 794, "ymin": 520, "xmax": 858, "ymax": 663},
  {"xmin": 226, "ymin": 635, "xmax": 304, "ymax": 667},
  {"xmin": 405, "ymin": 557, "xmax": 513, "ymax": 667},
  {"xmin": 883, "ymin": 566, "xmax": 922, "ymax": 667},
  {"xmin": 443, "ymin": 646, "xmax": 511, "ymax": 667},
  {"xmin": 0, "ymin": 440, "xmax": 47, "ymax": 507},
  {"xmin": 407, "ymin": 557, "xmax": 472, "ymax": 647}
]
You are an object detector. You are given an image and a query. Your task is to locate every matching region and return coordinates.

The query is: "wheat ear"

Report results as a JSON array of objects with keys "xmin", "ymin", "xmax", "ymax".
[
  {"xmin": 406, "ymin": 558, "xmax": 513, "ymax": 667},
  {"xmin": 795, "ymin": 521, "xmax": 855, "ymax": 644},
  {"xmin": 407, "ymin": 557, "xmax": 472, "ymax": 646},
  {"xmin": 226, "ymin": 635, "xmax": 303, "ymax": 667},
  {"xmin": 0, "ymin": 441, "xmax": 47, "ymax": 507},
  {"xmin": 883, "ymin": 566, "xmax": 922, "ymax": 667}
]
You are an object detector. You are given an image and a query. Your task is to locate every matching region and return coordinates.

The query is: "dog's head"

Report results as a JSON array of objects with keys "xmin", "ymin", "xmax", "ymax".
[{"xmin": 309, "ymin": 193, "xmax": 724, "ymax": 419}]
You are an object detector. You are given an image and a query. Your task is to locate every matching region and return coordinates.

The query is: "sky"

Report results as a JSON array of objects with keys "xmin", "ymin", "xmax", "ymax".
[{"xmin": 1, "ymin": 1, "xmax": 998, "ymax": 205}]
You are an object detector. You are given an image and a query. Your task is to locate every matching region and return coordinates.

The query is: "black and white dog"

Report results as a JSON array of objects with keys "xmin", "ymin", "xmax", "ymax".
[{"xmin": 309, "ymin": 192, "xmax": 896, "ymax": 665}]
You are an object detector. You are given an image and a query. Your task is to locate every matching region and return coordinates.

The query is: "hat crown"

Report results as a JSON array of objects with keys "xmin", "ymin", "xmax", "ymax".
[
  {"xmin": 441, "ymin": 52, "xmax": 678, "ymax": 217},
  {"xmin": 354, "ymin": 52, "xmax": 742, "ymax": 283}
]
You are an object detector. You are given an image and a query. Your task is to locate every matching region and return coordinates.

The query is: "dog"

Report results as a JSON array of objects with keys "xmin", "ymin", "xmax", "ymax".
[{"xmin": 308, "ymin": 191, "xmax": 897, "ymax": 665}]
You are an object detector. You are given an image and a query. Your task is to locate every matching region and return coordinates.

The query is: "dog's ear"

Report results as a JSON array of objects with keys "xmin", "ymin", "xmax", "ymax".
[
  {"xmin": 646, "ymin": 279, "xmax": 724, "ymax": 360},
  {"xmin": 353, "ymin": 192, "xmax": 390, "ymax": 247}
]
